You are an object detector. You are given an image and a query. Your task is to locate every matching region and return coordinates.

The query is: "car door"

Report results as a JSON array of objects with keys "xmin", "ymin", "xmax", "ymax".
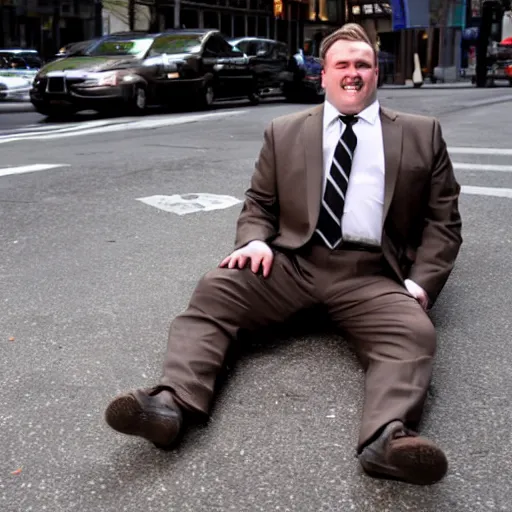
[
  {"xmin": 203, "ymin": 34, "xmax": 250, "ymax": 98},
  {"xmin": 223, "ymin": 40, "xmax": 253, "ymax": 97},
  {"xmin": 246, "ymin": 40, "xmax": 273, "ymax": 89},
  {"xmin": 143, "ymin": 35, "xmax": 183, "ymax": 103},
  {"xmin": 202, "ymin": 34, "xmax": 231, "ymax": 98}
]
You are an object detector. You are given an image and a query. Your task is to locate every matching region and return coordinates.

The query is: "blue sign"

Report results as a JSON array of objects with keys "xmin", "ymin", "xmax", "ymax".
[
  {"xmin": 391, "ymin": 0, "xmax": 430, "ymax": 30},
  {"xmin": 391, "ymin": 0, "xmax": 408, "ymax": 30}
]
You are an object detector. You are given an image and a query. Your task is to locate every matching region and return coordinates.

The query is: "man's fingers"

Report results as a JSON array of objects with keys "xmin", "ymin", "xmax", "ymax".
[
  {"xmin": 261, "ymin": 253, "xmax": 274, "ymax": 278},
  {"xmin": 250, "ymin": 255, "xmax": 262, "ymax": 274},
  {"xmin": 219, "ymin": 255, "xmax": 231, "ymax": 267}
]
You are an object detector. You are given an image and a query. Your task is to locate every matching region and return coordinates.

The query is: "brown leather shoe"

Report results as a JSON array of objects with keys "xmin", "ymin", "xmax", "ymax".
[
  {"xmin": 358, "ymin": 421, "xmax": 448, "ymax": 485},
  {"xmin": 105, "ymin": 388, "xmax": 182, "ymax": 449}
]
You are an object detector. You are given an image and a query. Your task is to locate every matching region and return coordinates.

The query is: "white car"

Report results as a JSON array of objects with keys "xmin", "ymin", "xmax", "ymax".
[
  {"xmin": 0, "ymin": 71, "xmax": 34, "ymax": 101},
  {"xmin": 0, "ymin": 49, "xmax": 41, "ymax": 101}
]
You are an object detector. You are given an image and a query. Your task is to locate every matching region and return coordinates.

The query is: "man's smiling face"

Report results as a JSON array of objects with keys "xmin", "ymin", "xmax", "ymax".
[{"xmin": 321, "ymin": 39, "xmax": 378, "ymax": 115}]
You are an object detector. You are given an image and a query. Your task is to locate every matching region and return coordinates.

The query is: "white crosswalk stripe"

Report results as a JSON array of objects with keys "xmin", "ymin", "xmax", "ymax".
[
  {"xmin": 450, "ymin": 146, "xmax": 512, "ymax": 199},
  {"xmin": 448, "ymin": 147, "xmax": 512, "ymax": 156},
  {"xmin": 453, "ymin": 163, "xmax": 512, "ymax": 173},
  {"xmin": 0, "ymin": 110, "xmax": 247, "ymax": 145},
  {"xmin": 461, "ymin": 186, "xmax": 512, "ymax": 198},
  {"xmin": 0, "ymin": 163, "xmax": 69, "ymax": 177}
]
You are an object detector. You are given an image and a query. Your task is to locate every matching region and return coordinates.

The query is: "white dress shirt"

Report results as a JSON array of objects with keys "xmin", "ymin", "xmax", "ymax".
[
  {"xmin": 321, "ymin": 99, "xmax": 429, "ymax": 308},
  {"xmin": 322, "ymin": 99, "xmax": 385, "ymax": 246}
]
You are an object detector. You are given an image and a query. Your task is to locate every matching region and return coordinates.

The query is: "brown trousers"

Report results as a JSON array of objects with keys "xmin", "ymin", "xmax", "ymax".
[{"xmin": 159, "ymin": 244, "xmax": 436, "ymax": 451}]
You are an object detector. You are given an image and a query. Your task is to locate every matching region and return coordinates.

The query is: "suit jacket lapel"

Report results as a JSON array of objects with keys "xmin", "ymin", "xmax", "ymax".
[
  {"xmin": 380, "ymin": 106, "xmax": 403, "ymax": 224},
  {"xmin": 303, "ymin": 104, "xmax": 324, "ymax": 229}
]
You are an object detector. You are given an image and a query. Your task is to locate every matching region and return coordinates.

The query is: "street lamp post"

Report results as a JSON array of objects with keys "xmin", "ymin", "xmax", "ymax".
[{"xmin": 174, "ymin": 0, "xmax": 181, "ymax": 28}]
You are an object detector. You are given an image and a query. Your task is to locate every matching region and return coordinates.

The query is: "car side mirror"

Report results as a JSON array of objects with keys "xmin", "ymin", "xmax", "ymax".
[{"xmin": 256, "ymin": 50, "xmax": 267, "ymax": 57}]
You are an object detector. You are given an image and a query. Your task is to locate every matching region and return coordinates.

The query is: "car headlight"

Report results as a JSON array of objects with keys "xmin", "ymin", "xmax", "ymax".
[
  {"xmin": 96, "ymin": 72, "xmax": 118, "ymax": 86},
  {"xmin": 83, "ymin": 72, "xmax": 118, "ymax": 87}
]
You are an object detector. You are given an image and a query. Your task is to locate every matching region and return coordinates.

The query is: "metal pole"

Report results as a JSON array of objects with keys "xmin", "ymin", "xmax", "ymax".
[
  {"xmin": 0, "ymin": 0, "xmax": 4, "ymax": 48},
  {"xmin": 174, "ymin": 0, "xmax": 181, "ymax": 28},
  {"xmin": 129, "ymin": 0, "xmax": 135, "ymax": 30}
]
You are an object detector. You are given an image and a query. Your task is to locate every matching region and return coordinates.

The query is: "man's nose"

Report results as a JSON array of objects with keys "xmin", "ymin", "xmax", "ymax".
[{"xmin": 345, "ymin": 64, "xmax": 360, "ymax": 75}]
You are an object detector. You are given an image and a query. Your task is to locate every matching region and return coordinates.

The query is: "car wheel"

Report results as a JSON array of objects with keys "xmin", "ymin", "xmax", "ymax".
[
  {"xmin": 313, "ymin": 82, "xmax": 324, "ymax": 103},
  {"xmin": 248, "ymin": 91, "xmax": 260, "ymax": 105},
  {"xmin": 131, "ymin": 85, "xmax": 147, "ymax": 114},
  {"xmin": 282, "ymin": 83, "xmax": 299, "ymax": 103},
  {"xmin": 201, "ymin": 83, "xmax": 214, "ymax": 109}
]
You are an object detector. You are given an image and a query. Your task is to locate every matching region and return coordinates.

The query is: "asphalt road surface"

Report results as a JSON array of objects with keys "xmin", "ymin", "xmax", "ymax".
[{"xmin": 1, "ymin": 87, "xmax": 512, "ymax": 512}]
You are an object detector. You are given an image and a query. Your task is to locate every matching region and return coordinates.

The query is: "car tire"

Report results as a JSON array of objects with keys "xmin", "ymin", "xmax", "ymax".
[
  {"xmin": 312, "ymin": 81, "xmax": 324, "ymax": 103},
  {"xmin": 282, "ymin": 83, "xmax": 299, "ymax": 103},
  {"xmin": 130, "ymin": 85, "xmax": 147, "ymax": 115},
  {"xmin": 248, "ymin": 91, "xmax": 260, "ymax": 105},
  {"xmin": 197, "ymin": 82, "xmax": 214, "ymax": 110}
]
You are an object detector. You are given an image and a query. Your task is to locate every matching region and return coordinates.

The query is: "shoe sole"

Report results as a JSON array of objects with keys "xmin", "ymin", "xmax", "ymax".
[
  {"xmin": 386, "ymin": 437, "xmax": 448, "ymax": 485},
  {"xmin": 105, "ymin": 394, "xmax": 180, "ymax": 448}
]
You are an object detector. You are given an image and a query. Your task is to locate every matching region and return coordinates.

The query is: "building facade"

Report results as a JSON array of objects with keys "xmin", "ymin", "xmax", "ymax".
[
  {"xmin": 113, "ymin": 0, "xmax": 345, "ymax": 53},
  {"xmin": 0, "ymin": 0, "xmax": 102, "ymax": 58},
  {"xmin": 1, "ymin": 1, "xmax": 473, "ymax": 84}
]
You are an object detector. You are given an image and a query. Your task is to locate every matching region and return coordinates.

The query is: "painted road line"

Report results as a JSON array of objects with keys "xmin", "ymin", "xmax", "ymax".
[
  {"xmin": 462, "ymin": 186, "xmax": 512, "ymax": 198},
  {"xmin": 0, "ymin": 163, "xmax": 69, "ymax": 177},
  {"xmin": 453, "ymin": 163, "xmax": 512, "ymax": 172},
  {"xmin": 449, "ymin": 147, "xmax": 512, "ymax": 156},
  {"xmin": 0, "ymin": 110, "xmax": 247, "ymax": 145}
]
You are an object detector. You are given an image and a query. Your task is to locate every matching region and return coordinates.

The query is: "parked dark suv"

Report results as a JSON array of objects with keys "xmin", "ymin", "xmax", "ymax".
[
  {"xmin": 228, "ymin": 37, "xmax": 291, "ymax": 95},
  {"xmin": 229, "ymin": 37, "xmax": 323, "ymax": 102},
  {"xmin": 30, "ymin": 29, "xmax": 259, "ymax": 118}
]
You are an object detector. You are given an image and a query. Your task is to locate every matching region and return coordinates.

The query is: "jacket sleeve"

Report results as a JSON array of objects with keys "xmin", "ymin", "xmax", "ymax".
[
  {"xmin": 234, "ymin": 121, "xmax": 280, "ymax": 249},
  {"xmin": 408, "ymin": 119, "xmax": 463, "ymax": 304}
]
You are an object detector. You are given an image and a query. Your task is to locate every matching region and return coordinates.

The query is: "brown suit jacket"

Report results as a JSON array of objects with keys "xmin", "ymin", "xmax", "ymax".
[{"xmin": 234, "ymin": 104, "xmax": 463, "ymax": 305}]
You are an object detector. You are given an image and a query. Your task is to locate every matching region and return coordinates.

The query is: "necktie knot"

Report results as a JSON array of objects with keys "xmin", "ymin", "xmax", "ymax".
[{"xmin": 339, "ymin": 114, "xmax": 358, "ymax": 126}]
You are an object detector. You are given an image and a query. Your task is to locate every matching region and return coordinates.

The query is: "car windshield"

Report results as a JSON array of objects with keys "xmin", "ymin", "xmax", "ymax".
[
  {"xmin": 149, "ymin": 34, "xmax": 204, "ymax": 55},
  {"xmin": 87, "ymin": 38, "xmax": 154, "ymax": 57}
]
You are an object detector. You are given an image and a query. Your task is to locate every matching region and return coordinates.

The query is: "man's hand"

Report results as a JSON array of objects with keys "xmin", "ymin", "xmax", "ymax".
[
  {"xmin": 219, "ymin": 241, "xmax": 274, "ymax": 278},
  {"xmin": 404, "ymin": 279, "xmax": 430, "ymax": 311}
]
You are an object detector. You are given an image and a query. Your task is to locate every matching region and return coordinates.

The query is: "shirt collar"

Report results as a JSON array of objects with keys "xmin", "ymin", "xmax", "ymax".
[{"xmin": 323, "ymin": 99, "xmax": 380, "ymax": 128}]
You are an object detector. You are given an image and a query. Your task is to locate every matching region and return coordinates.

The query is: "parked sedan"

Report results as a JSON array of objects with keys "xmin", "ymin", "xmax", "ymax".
[{"xmin": 30, "ymin": 29, "xmax": 259, "ymax": 118}]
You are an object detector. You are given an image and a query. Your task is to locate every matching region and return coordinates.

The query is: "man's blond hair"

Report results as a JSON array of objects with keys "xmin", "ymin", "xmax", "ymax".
[{"xmin": 319, "ymin": 23, "xmax": 377, "ymax": 64}]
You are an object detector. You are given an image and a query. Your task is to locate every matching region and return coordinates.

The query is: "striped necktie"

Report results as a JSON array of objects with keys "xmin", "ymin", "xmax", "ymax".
[{"xmin": 315, "ymin": 115, "xmax": 358, "ymax": 248}]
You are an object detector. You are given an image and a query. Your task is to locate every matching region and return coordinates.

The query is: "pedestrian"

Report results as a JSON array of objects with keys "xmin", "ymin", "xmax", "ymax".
[{"xmin": 105, "ymin": 23, "xmax": 462, "ymax": 486}]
